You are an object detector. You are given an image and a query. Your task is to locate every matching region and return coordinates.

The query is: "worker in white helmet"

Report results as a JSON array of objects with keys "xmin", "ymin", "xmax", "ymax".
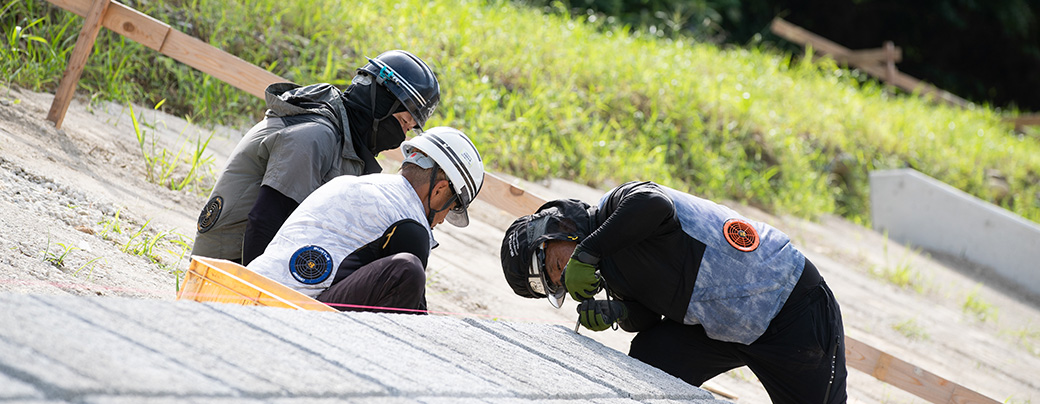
[{"xmin": 247, "ymin": 127, "xmax": 483, "ymax": 312}]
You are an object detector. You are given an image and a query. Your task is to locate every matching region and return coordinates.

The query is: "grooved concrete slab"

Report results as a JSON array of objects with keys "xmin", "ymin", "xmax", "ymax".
[
  {"xmin": 0, "ymin": 293, "xmax": 729, "ymax": 403},
  {"xmin": 0, "ymin": 370, "xmax": 43, "ymax": 399},
  {"xmin": 466, "ymin": 319, "xmax": 713, "ymax": 400}
]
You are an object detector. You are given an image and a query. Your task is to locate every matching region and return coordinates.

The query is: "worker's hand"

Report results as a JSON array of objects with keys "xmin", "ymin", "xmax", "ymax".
[
  {"xmin": 577, "ymin": 299, "xmax": 628, "ymax": 332},
  {"xmin": 564, "ymin": 248, "xmax": 601, "ymax": 301}
]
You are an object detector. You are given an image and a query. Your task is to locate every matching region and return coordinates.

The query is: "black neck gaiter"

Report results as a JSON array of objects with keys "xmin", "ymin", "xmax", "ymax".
[{"xmin": 342, "ymin": 80, "xmax": 409, "ymax": 156}]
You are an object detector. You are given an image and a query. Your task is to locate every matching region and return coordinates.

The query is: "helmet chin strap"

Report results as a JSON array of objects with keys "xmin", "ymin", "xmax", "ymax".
[{"xmin": 424, "ymin": 168, "xmax": 457, "ymax": 226}]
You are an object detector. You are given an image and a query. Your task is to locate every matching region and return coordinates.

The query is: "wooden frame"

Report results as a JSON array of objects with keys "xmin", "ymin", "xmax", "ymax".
[
  {"xmin": 44, "ymin": 1, "xmax": 1000, "ymax": 402},
  {"xmin": 770, "ymin": 17, "xmax": 972, "ymax": 109},
  {"xmin": 771, "ymin": 17, "xmax": 1037, "ymax": 130},
  {"xmin": 45, "ymin": 0, "xmax": 284, "ymax": 128}
]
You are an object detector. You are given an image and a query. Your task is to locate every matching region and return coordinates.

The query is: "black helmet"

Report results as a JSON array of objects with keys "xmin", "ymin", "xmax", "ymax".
[
  {"xmin": 357, "ymin": 50, "xmax": 440, "ymax": 130},
  {"xmin": 501, "ymin": 199, "xmax": 593, "ymax": 308}
]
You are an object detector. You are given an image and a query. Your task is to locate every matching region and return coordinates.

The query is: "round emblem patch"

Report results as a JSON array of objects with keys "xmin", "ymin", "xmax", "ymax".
[
  {"xmin": 197, "ymin": 196, "xmax": 223, "ymax": 233},
  {"xmin": 723, "ymin": 219, "xmax": 760, "ymax": 252},
  {"xmin": 289, "ymin": 245, "xmax": 333, "ymax": 284}
]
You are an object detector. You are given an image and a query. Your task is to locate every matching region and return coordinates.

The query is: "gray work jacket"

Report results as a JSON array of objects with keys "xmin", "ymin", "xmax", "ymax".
[{"xmin": 191, "ymin": 83, "xmax": 364, "ymax": 261}]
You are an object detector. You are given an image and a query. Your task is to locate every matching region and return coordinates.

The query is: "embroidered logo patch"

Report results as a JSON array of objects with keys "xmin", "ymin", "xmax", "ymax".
[
  {"xmin": 196, "ymin": 196, "xmax": 223, "ymax": 233},
  {"xmin": 723, "ymin": 219, "xmax": 760, "ymax": 252},
  {"xmin": 289, "ymin": 245, "xmax": 333, "ymax": 284}
]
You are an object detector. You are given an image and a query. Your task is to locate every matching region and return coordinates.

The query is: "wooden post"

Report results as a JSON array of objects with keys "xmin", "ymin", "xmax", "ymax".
[
  {"xmin": 46, "ymin": 0, "xmax": 111, "ymax": 129},
  {"xmin": 884, "ymin": 41, "xmax": 897, "ymax": 83}
]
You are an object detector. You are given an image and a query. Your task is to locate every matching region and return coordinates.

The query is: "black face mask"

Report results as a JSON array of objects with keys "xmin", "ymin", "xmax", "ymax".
[
  {"xmin": 342, "ymin": 78, "xmax": 409, "ymax": 155},
  {"xmin": 372, "ymin": 114, "xmax": 407, "ymax": 154}
]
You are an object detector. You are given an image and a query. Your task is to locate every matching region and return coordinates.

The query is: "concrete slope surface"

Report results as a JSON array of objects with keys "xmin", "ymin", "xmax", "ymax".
[{"xmin": 0, "ymin": 293, "xmax": 728, "ymax": 403}]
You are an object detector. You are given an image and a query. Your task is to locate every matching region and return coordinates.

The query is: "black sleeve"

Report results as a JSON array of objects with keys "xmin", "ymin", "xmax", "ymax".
[
  {"xmin": 242, "ymin": 185, "xmax": 300, "ymax": 265},
  {"xmin": 331, "ymin": 219, "xmax": 430, "ymax": 285},
  {"xmin": 617, "ymin": 300, "xmax": 663, "ymax": 332},
  {"xmin": 578, "ymin": 182, "xmax": 676, "ymax": 259},
  {"xmin": 380, "ymin": 220, "xmax": 430, "ymax": 268}
]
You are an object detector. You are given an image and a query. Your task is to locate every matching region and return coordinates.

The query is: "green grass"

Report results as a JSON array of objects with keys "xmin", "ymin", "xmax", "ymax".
[
  {"xmin": 962, "ymin": 287, "xmax": 998, "ymax": 323},
  {"xmin": 3, "ymin": 0, "xmax": 1040, "ymax": 226},
  {"xmin": 128, "ymin": 101, "xmax": 216, "ymax": 195},
  {"xmin": 1002, "ymin": 326, "xmax": 1040, "ymax": 358},
  {"xmin": 41, "ymin": 234, "xmax": 76, "ymax": 268},
  {"xmin": 892, "ymin": 318, "xmax": 929, "ymax": 341},
  {"xmin": 871, "ymin": 235, "xmax": 928, "ymax": 293}
]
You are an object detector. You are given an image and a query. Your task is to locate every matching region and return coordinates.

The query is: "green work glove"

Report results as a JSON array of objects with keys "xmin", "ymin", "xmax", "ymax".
[
  {"xmin": 564, "ymin": 247, "xmax": 602, "ymax": 301},
  {"xmin": 577, "ymin": 299, "xmax": 628, "ymax": 332}
]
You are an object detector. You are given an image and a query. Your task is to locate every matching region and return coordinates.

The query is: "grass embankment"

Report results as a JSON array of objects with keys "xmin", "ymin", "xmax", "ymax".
[{"xmin": 3, "ymin": 0, "xmax": 1039, "ymax": 225}]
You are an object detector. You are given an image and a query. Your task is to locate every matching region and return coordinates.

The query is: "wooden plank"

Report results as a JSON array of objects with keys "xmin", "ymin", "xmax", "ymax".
[
  {"xmin": 379, "ymin": 150, "xmax": 548, "ymax": 218},
  {"xmin": 770, "ymin": 17, "xmax": 853, "ymax": 60},
  {"xmin": 845, "ymin": 336, "xmax": 999, "ymax": 404},
  {"xmin": 47, "ymin": 0, "xmax": 286, "ymax": 98},
  {"xmin": 477, "ymin": 172, "xmax": 549, "ymax": 217},
  {"xmin": 159, "ymin": 29, "xmax": 285, "ymax": 98},
  {"xmin": 1011, "ymin": 114, "xmax": 1040, "ymax": 130},
  {"xmin": 846, "ymin": 46, "xmax": 903, "ymax": 66},
  {"xmin": 46, "ymin": 0, "xmax": 169, "ymax": 50},
  {"xmin": 46, "ymin": 0, "xmax": 111, "ymax": 129},
  {"xmin": 856, "ymin": 63, "xmax": 972, "ymax": 108},
  {"xmin": 772, "ymin": 17, "xmax": 972, "ymax": 109},
  {"xmin": 98, "ymin": 1, "xmax": 169, "ymax": 51}
]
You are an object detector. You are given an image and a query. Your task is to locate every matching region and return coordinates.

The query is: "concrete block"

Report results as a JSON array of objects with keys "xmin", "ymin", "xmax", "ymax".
[
  {"xmin": 354, "ymin": 313, "xmax": 617, "ymax": 399},
  {"xmin": 870, "ymin": 168, "xmax": 1040, "ymax": 296},
  {"xmin": 0, "ymin": 401, "xmax": 69, "ymax": 404},
  {"xmin": 65, "ymin": 296, "xmax": 284, "ymax": 396},
  {"xmin": 468, "ymin": 319, "xmax": 715, "ymax": 401},
  {"xmin": 83, "ymin": 397, "xmax": 268, "ymax": 404},
  {"xmin": 0, "ymin": 294, "xmax": 230, "ymax": 397},
  {"xmin": 0, "ymin": 371, "xmax": 44, "ymax": 399},
  {"xmin": 0, "ymin": 336, "xmax": 96, "ymax": 394},
  {"xmin": 85, "ymin": 297, "xmax": 386, "ymax": 398},
  {"xmin": 224, "ymin": 303, "xmax": 508, "ymax": 396},
  {"xmin": 269, "ymin": 399, "xmax": 419, "ymax": 404}
]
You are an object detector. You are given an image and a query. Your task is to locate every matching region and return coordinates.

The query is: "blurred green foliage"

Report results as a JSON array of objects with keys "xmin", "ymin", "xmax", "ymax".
[{"xmin": 2, "ymin": 0, "xmax": 1038, "ymax": 226}]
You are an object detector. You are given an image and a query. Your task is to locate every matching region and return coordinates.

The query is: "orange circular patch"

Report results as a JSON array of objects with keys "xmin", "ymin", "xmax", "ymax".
[{"xmin": 723, "ymin": 219, "xmax": 760, "ymax": 252}]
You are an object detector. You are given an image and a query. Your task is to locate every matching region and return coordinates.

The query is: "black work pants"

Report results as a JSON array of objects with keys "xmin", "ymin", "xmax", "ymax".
[
  {"xmin": 316, "ymin": 253, "xmax": 427, "ymax": 314},
  {"xmin": 629, "ymin": 261, "xmax": 847, "ymax": 404}
]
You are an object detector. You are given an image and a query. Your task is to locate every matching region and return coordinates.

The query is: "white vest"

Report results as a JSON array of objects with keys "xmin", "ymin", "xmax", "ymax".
[{"xmin": 248, "ymin": 174, "xmax": 434, "ymax": 297}]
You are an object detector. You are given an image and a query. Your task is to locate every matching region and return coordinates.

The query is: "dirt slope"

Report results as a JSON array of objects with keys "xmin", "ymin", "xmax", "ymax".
[{"xmin": 1, "ymin": 86, "xmax": 1037, "ymax": 403}]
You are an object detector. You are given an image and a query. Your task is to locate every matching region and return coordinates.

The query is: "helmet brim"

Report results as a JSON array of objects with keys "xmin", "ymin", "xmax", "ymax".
[{"xmin": 446, "ymin": 208, "xmax": 469, "ymax": 227}]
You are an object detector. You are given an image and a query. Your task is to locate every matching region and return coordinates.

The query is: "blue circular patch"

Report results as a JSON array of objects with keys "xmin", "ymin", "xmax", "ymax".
[{"xmin": 289, "ymin": 245, "xmax": 333, "ymax": 285}]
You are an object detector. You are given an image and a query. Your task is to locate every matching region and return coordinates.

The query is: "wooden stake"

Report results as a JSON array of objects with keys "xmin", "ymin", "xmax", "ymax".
[
  {"xmin": 46, "ymin": 0, "xmax": 111, "ymax": 129},
  {"xmin": 884, "ymin": 41, "xmax": 897, "ymax": 83}
]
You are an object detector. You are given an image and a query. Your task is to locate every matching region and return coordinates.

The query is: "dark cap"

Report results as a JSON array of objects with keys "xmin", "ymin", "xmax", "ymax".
[{"xmin": 500, "ymin": 199, "xmax": 593, "ymax": 300}]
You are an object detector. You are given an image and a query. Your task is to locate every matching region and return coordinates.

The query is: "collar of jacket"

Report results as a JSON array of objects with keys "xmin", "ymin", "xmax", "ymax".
[{"xmin": 263, "ymin": 82, "xmax": 361, "ymax": 165}]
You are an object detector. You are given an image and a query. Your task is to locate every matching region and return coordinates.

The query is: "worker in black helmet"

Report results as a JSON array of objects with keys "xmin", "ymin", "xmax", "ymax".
[
  {"xmin": 501, "ymin": 181, "xmax": 847, "ymax": 404},
  {"xmin": 192, "ymin": 50, "xmax": 440, "ymax": 265}
]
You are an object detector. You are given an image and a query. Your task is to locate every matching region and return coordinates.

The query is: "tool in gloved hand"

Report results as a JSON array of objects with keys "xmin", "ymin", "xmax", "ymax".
[
  {"xmin": 577, "ymin": 299, "xmax": 628, "ymax": 332},
  {"xmin": 564, "ymin": 246, "xmax": 602, "ymax": 301}
]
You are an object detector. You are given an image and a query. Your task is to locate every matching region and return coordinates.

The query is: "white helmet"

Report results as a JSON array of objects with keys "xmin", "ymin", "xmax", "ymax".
[{"xmin": 400, "ymin": 127, "xmax": 484, "ymax": 227}]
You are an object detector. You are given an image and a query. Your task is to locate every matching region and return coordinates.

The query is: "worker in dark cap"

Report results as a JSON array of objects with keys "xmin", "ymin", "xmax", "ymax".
[
  {"xmin": 501, "ymin": 180, "xmax": 847, "ymax": 404},
  {"xmin": 193, "ymin": 50, "xmax": 440, "ymax": 265}
]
